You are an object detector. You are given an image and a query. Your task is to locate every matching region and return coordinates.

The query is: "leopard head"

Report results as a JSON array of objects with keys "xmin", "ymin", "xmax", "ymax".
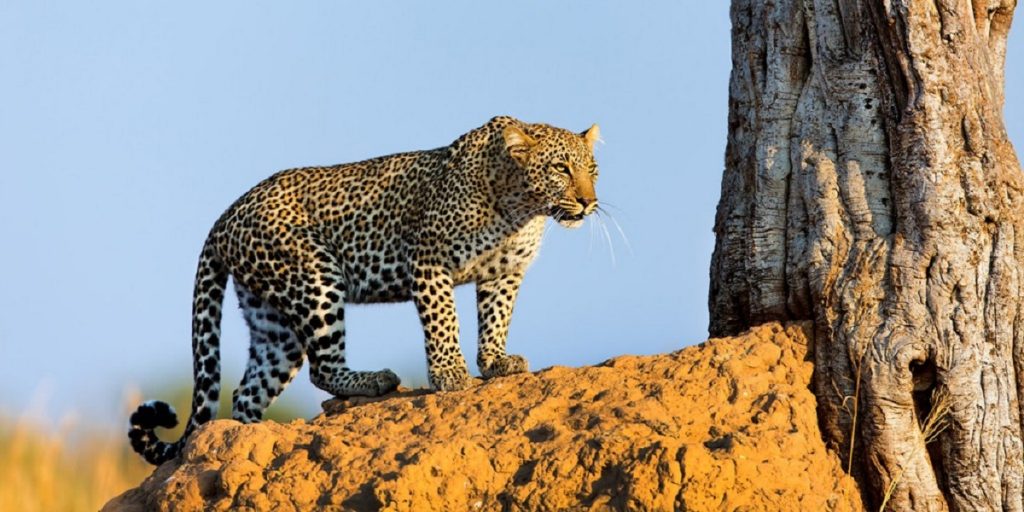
[{"xmin": 502, "ymin": 121, "xmax": 601, "ymax": 229}]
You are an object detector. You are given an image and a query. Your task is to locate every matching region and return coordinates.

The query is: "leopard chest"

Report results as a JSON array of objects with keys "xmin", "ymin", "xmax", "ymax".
[{"xmin": 452, "ymin": 218, "xmax": 545, "ymax": 284}]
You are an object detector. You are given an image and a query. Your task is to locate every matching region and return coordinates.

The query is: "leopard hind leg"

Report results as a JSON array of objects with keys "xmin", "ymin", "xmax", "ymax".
[
  {"xmin": 268, "ymin": 243, "xmax": 400, "ymax": 398},
  {"xmin": 232, "ymin": 283, "xmax": 305, "ymax": 423},
  {"xmin": 296, "ymin": 270, "xmax": 401, "ymax": 398}
]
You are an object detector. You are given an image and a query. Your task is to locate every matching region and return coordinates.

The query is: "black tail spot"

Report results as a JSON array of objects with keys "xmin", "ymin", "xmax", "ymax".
[{"xmin": 130, "ymin": 401, "xmax": 178, "ymax": 430}]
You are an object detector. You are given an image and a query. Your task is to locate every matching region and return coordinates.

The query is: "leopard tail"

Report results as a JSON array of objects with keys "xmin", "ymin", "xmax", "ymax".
[{"xmin": 129, "ymin": 240, "xmax": 228, "ymax": 465}]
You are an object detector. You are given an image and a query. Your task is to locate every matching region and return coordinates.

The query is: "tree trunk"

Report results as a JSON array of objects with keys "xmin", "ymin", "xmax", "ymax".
[{"xmin": 709, "ymin": 0, "xmax": 1022, "ymax": 510}]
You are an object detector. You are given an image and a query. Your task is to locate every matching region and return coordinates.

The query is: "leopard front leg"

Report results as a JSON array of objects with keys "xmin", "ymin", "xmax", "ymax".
[
  {"xmin": 412, "ymin": 264, "xmax": 474, "ymax": 391},
  {"xmin": 476, "ymin": 272, "xmax": 529, "ymax": 379}
]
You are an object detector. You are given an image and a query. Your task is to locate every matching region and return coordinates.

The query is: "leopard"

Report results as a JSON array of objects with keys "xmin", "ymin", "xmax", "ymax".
[{"xmin": 128, "ymin": 115, "xmax": 602, "ymax": 465}]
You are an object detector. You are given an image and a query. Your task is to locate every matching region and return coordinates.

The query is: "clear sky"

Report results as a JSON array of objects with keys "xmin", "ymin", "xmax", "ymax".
[{"xmin": 2, "ymin": 2, "xmax": 1022, "ymax": 426}]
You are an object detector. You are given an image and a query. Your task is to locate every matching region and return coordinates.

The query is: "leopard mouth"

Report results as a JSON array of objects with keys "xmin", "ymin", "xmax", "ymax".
[
  {"xmin": 550, "ymin": 206, "xmax": 584, "ymax": 220},
  {"xmin": 550, "ymin": 207, "xmax": 585, "ymax": 228}
]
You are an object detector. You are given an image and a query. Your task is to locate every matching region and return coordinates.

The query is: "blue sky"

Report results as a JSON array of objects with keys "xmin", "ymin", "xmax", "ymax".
[{"xmin": 1, "ymin": 2, "xmax": 1022, "ymax": 426}]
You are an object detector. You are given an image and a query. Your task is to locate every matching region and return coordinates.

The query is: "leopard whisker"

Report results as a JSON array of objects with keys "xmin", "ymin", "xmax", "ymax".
[
  {"xmin": 588, "ymin": 214, "xmax": 597, "ymax": 256},
  {"xmin": 597, "ymin": 200, "xmax": 624, "ymax": 213},
  {"xmin": 596, "ymin": 214, "xmax": 617, "ymax": 266},
  {"xmin": 505, "ymin": 206, "xmax": 546, "ymax": 229},
  {"xmin": 597, "ymin": 207, "xmax": 633, "ymax": 256},
  {"xmin": 543, "ymin": 209, "xmax": 564, "ymax": 238}
]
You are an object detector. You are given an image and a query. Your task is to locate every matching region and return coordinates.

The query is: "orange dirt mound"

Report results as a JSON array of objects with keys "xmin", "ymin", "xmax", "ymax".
[{"xmin": 103, "ymin": 322, "xmax": 862, "ymax": 511}]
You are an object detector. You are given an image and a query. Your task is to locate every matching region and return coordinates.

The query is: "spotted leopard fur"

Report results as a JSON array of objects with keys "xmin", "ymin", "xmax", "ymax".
[{"xmin": 129, "ymin": 116, "xmax": 601, "ymax": 465}]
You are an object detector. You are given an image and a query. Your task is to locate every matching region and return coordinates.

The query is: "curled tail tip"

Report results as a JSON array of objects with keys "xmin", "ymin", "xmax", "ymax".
[
  {"xmin": 128, "ymin": 400, "xmax": 181, "ymax": 465},
  {"xmin": 130, "ymin": 400, "xmax": 178, "ymax": 430}
]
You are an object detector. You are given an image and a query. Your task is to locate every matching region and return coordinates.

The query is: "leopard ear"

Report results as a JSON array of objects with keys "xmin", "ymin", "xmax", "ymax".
[
  {"xmin": 582, "ymin": 124, "xmax": 601, "ymax": 149},
  {"xmin": 503, "ymin": 125, "xmax": 536, "ymax": 165}
]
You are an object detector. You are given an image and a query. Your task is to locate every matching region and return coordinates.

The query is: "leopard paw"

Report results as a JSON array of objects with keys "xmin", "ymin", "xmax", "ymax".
[
  {"xmin": 480, "ymin": 354, "xmax": 529, "ymax": 379},
  {"xmin": 430, "ymin": 365, "xmax": 476, "ymax": 392},
  {"xmin": 370, "ymin": 369, "xmax": 401, "ymax": 396}
]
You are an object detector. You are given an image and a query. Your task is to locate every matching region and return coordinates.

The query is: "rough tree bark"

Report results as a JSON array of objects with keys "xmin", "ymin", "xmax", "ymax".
[{"xmin": 709, "ymin": 0, "xmax": 1022, "ymax": 510}]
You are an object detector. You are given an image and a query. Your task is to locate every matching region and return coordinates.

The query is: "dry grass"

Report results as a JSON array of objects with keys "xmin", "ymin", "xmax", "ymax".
[
  {"xmin": 0, "ymin": 415, "xmax": 151, "ymax": 512},
  {"xmin": 877, "ymin": 388, "xmax": 952, "ymax": 512},
  {"xmin": 843, "ymin": 339, "xmax": 871, "ymax": 474},
  {"xmin": 0, "ymin": 382, "xmax": 312, "ymax": 511}
]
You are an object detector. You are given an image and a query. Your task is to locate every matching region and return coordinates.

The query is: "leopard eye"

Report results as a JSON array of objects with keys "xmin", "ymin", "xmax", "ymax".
[{"xmin": 552, "ymin": 163, "xmax": 571, "ymax": 175}]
